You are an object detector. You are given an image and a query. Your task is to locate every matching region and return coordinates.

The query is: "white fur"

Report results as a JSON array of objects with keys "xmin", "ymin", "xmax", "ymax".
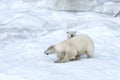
[{"xmin": 44, "ymin": 34, "xmax": 94, "ymax": 63}]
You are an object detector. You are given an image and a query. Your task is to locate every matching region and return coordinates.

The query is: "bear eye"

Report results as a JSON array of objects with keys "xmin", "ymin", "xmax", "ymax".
[{"xmin": 71, "ymin": 35, "xmax": 73, "ymax": 37}]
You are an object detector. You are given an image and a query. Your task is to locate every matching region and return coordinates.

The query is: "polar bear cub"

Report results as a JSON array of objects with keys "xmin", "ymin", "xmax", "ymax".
[
  {"xmin": 67, "ymin": 31, "xmax": 77, "ymax": 39},
  {"xmin": 44, "ymin": 34, "xmax": 94, "ymax": 63}
]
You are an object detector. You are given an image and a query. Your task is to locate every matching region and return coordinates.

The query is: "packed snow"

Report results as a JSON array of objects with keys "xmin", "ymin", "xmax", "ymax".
[
  {"xmin": 94, "ymin": 2, "xmax": 120, "ymax": 14},
  {"xmin": 0, "ymin": 0, "xmax": 120, "ymax": 80},
  {"xmin": 0, "ymin": 0, "xmax": 120, "ymax": 14},
  {"xmin": 0, "ymin": 9, "xmax": 120, "ymax": 80}
]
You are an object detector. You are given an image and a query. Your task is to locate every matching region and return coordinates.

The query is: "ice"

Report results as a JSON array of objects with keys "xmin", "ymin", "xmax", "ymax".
[
  {"xmin": 94, "ymin": 2, "xmax": 120, "ymax": 14},
  {"xmin": 0, "ymin": 0, "xmax": 120, "ymax": 14},
  {"xmin": 45, "ymin": 0, "xmax": 99, "ymax": 11}
]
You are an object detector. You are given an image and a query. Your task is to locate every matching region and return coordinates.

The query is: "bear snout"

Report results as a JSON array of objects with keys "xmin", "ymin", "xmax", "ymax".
[
  {"xmin": 44, "ymin": 51, "xmax": 49, "ymax": 55},
  {"xmin": 46, "ymin": 53, "xmax": 49, "ymax": 55}
]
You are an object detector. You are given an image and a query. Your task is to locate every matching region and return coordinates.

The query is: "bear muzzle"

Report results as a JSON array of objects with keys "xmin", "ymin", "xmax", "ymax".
[{"xmin": 44, "ymin": 51, "xmax": 49, "ymax": 55}]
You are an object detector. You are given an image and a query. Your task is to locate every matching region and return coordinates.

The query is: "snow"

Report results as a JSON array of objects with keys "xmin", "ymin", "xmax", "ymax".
[
  {"xmin": 45, "ymin": 0, "xmax": 99, "ymax": 11},
  {"xmin": 0, "ymin": 0, "xmax": 120, "ymax": 14},
  {"xmin": 0, "ymin": 1, "xmax": 120, "ymax": 80},
  {"xmin": 94, "ymin": 2, "xmax": 120, "ymax": 14}
]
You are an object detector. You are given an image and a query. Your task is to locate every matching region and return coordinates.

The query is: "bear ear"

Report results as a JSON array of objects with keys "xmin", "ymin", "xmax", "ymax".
[
  {"xmin": 49, "ymin": 45, "xmax": 54, "ymax": 49},
  {"xmin": 67, "ymin": 31, "xmax": 69, "ymax": 33}
]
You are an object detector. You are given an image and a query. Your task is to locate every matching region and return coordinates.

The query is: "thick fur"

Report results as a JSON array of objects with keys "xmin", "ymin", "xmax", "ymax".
[{"xmin": 44, "ymin": 34, "xmax": 94, "ymax": 63}]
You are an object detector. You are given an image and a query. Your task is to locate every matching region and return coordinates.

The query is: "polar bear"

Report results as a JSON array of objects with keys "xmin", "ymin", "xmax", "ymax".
[
  {"xmin": 44, "ymin": 34, "xmax": 94, "ymax": 63},
  {"xmin": 67, "ymin": 31, "xmax": 77, "ymax": 39}
]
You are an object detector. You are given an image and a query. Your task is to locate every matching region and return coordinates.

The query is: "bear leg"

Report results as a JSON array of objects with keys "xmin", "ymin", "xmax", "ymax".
[
  {"xmin": 75, "ymin": 54, "xmax": 81, "ymax": 60},
  {"xmin": 86, "ymin": 51, "xmax": 93, "ymax": 58},
  {"xmin": 54, "ymin": 52, "xmax": 65, "ymax": 63},
  {"xmin": 60, "ymin": 58, "xmax": 69, "ymax": 63},
  {"xmin": 60, "ymin": 50, "xmax": 76, "ymax": 63},
  {"xmin": 86, "ymin": 44, "xmax": 94, "ymax": 58},
  {"xmin": 68, "ymin": 49, "xmax": 77, "ymax": 60},
  {"xmin": 55, "ymin": 57, "xmax": 69, "ymax": 63},
  {"xmin": 54, "ymin": 59, "xmax": 61, "ymax": 63},
  {"xmin": 60, "ymin": 53, "xmax": 69, "ymax": 63}
]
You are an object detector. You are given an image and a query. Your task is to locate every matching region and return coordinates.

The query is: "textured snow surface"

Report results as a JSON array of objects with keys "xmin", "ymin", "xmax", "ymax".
[
  {"xmin": 0, "ymin": 0, "xmax": 120, "ymax": 14},
  {"xmin": 0, "ymin": 9, "xmax": 120, "ymax": 80},
  {"xmin": 0, "ymin": 1, "xmax": 120, "ymax": 80}
]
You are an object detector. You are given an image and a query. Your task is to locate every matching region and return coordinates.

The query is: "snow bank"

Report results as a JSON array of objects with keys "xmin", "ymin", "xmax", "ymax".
[
  {"xmin": 0, "ymin": 1, "xmax": 120, "ymax": 80},
  {"xmin": 46, "ymin": 0, "xmax": 99, "ymax": 11},
  {"xmin": 0, "ymin": 0, "xmax": 120, "ymax": 14},
  {"xmin": 0, "ymin": 8, "xmax": 120, "ymax": 80},
  {"xmin": 0, "ymin": 0, "xmax": 46, "ymax": 9},
  {"xmin": 94, "ymin": 2, "xmax": 120, "ymax": 14}
]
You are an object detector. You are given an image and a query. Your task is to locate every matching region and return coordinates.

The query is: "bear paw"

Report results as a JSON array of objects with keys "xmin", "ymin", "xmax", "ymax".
[{"xmin": 54, "ymin": 60, "xmax": 61, "ymax": 63}]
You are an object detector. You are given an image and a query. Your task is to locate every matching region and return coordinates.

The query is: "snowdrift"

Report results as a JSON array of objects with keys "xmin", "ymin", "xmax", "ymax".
[
  {"xmin": 0, "ymin": 0, "xmax": 120, "ymax": 14},
  {"xmin": 0, "ymin": 8, "xmax": 120, "ymax": 80},
  {"xmin": 0, "ymin": 0, "xmax": 120, "ymax": 80}
]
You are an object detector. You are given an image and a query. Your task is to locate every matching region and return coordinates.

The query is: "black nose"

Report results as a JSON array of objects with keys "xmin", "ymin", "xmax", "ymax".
[{"xmin": 44, "ymin": 51, "xmax": 49, "ymax": 55}]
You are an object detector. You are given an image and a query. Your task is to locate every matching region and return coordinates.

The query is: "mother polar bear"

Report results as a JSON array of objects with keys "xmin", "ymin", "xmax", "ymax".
[{"xmin": 44, "ymin": 34, "xmax": 94, "ymax": 63}]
